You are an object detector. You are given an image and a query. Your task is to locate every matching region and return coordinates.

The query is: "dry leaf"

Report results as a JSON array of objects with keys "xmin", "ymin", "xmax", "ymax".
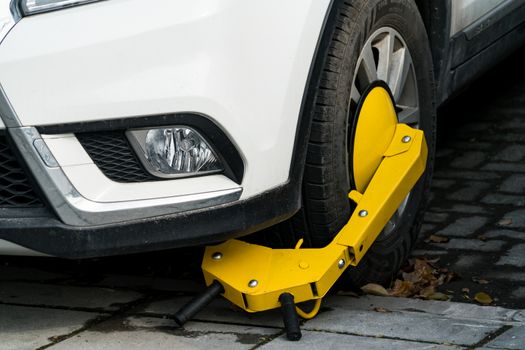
[
  {"xmin": 428, "ymin": 234, "xmax": 449, "ymax": 243},
  {"xmin": 390, "ymin": 279, "xmax": 416, "ymax": 297},
  {"xmin": 472, "ymin": 277, "xmax": 490, "ymax": 285},
  {"xmin": 391, "ymin": 257, "xmax": 458, "ymax": 301},
  {"xmin": 418, "ymin": 285, "xmax": 436, "ymax": 299},
  {"xmin": 428, "ymin": 292, "xmax": 449, "ymax": 301},
  {"xmin": 474, "ymin": 292, "xmax": 493, "ymax": 305},
  {"xmin": 498, "ymin": 218, "xmax": 513, "ymax": 226},
  {"xmin": 361, "ymin": 283, "xmax": 389, "ymax": 296},
  {"xmin": 373, "ymin": 307, "xmax": 391, "ymax": 313}
]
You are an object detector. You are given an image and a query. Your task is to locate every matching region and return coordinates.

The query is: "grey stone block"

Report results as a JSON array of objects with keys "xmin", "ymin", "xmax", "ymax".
[
  {"xmin": 437, "ymin": 216, "xmax": 488, "ymax": 237},
  {"xmin": 450, "ymin": 152, "xmax": 486, "ymax": 169},
  {"xmin": 482, "ymin": 163, "xmax": 525, "ymax": 173},
  {"xmin": 497, "ymin": 244, "xmax": 525, "ymax": 267},
  {"xmin": 500, "ymin": 174, "xmax": 525, "ymax": 194},
  {"xmin": 500, "ymin": 209, "xmax": 525, "ymax": 228},
  {"xmin": 259, "ymin": 331, "xmax": 463, "ymax": 350},
  {"xmin": 483, "ymin": 229, "xmax": 525, "ymax": 241},
  {"xmin": 0, "ymin": 266, "xmax": 69, "ymax": 282},
  {"xmin": 481, "ymin": 194, "xmax": 525, "ymax": 206},
  {"xmin": 424, "ymin": 212, "xmax": 449, "ymax": 223},
  {"xmin": 48, "ymin": 316, "xmax": 278, "ymax": 350},
  {"xmin": 95, "ymin": 274, "xmax": 202, "ymax": 293},
  {"xmin": 432, "ymin": 179, "xmax": 457, "ymax": 189},
  {"xmin": 303, "ymin": 301, "xmax": 500, "ymax": 346},
  {"xmin": 434, "ymin": 239, "xmax": 505, "ymax": 252},
  {"xmin": 434, "ymin": 170, "xmax": 500, "ymax": 180},
  {"xmin": 0, "ymin": 282, "xmax": 142, "ymax": 311},
  {"xmin": 493, "ymin": 145, "xmax": 525, "ymax": 162},
  {"xmin": 141, "ymin": 296, "xmax": 283, "ymax": 327},
  {"xmin": 446, "ymin": 204, "xmax": 487, "ymax": 214},
  {"xmin": 486, "ymin": 325, "xmax": 525, "ymax": 350},
  {"xmin": 486, "ymin": 272, "xmax": 525, "ymax": 282},
  {"xmin": 454, "ymin": 255, "xmax": 484, "ymax": 269},
  {"xmin": 511, "ymin": 287, "xmax": 525, "ymax": 299},
  {"xmin": 0, "ymin": 304, "xmax": 102, "ymax": 350},
  {"xmin": 448, "ymin": 182, "xmax": 490, "ymax": 201},
  {"xmin": 330, "ymin": 296, "xmax": 522, "ymax": 323}
]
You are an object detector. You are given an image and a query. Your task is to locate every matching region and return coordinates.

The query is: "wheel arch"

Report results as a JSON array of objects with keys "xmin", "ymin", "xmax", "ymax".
[{"xmin": 414, "ymin": 0, "xmax": 452, "ymax": 104}]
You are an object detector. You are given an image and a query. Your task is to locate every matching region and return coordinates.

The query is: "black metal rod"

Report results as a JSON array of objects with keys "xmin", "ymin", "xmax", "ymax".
[
  {"xmin": 279, "ymin": 293, "xmax": 302, "ymax": 341},
  {"xmin": 173, "ymin": 280, "xmax": 224, "ymax": 326}
]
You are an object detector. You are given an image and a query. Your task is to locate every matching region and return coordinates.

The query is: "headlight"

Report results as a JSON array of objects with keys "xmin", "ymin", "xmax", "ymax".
[
  {"xmin": 18, "ymin": 0, "xmax": 103, "ymax": 16},
  {"xmin": 127, "ymin": 126, "xmax": 224, "ymax": 179}
]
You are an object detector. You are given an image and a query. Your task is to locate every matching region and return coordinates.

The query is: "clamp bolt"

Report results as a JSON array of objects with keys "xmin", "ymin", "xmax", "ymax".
[
  {"xmin": 338, "ymin": 259, "xmax": 346, "ymax": 269},
  {"xmin": 248, "ymin": 279, "xmax": 259, "ymax": 288},
  {"xmin": 211, "ymin": 252, "xmax": 223, "ymax": 260},
  {"xmin": 402, "ymin": 135, "xmax": 412, "ymax": 143},
  {"xmin": 358, "ymin": 210, "xmax": 368, "ymax": 217}
]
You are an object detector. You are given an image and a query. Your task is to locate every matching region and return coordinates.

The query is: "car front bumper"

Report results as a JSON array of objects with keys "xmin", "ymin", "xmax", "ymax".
[{"xmin": 0, "ymin": 0, "xmax": 331, "ymax": 256}]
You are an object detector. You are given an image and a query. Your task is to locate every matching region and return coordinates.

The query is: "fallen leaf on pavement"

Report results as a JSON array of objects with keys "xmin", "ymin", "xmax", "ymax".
[
  {"xmin": 418, "ymin": 285, "xmax": 436, "ymax": 299},
  {"xmin": 390, "ymin": 279, "xmax": 416, "ymax": 297},
  {"xmin": 472, "ymin": 277, "xmax": 490, "ymax": 284},
  {"xmin": 474, "ymin": 292, "xmax": 493, "ymax": 305},
  {"xmin": 373, "ymin": 307, "xmax": 391, "ymax": 313},
  {"xmin": 361, "ymin": 283, "xmax": 389, "ymax": 296},
  {"xmin": 428, "ymin": 292, "xmax": 449, "ymax": 301},
  {"xmin": 498, "ymin": 218, "xmax": 513, "ymax": 226},
  {"xmin": 427, "ymin": 234, "xmax": 449, "ymax": 243},
  {"xmin": 389, "ymin": 258, "xmax": 459, "ymax": 301}
]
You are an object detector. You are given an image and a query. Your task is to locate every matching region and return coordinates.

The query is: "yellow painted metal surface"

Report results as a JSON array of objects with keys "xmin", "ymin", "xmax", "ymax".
[
  {"xmin": 353, "ymin": 86, "xmax": 398, "ymax": 193},
  {"xmin": 202, "ymin": 86, "xmax": 428, "ymax": 313}
]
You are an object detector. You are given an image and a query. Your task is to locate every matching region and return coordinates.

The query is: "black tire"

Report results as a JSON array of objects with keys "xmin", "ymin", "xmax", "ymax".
[{"xmin": 291, "ymin": 0, "xmax": 436, "ymax": 286}]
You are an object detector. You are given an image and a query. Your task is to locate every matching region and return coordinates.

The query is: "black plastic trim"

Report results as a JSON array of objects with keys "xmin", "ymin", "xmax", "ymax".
[{"xmin": 39, "ymin": 113, "xmax": 245, "ymax": 185}]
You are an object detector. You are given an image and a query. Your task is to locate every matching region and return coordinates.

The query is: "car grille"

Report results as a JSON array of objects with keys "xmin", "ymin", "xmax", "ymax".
[
  {"xmin": 76, "ymin": 131, "xmax": 157, "ymax": 183},
  {"xmin": 0, "ymin": 134, "xmax": 43, "ymax": 208}
]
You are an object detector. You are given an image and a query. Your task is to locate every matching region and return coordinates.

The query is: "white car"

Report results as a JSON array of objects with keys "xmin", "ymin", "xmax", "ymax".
[{"xmin": 0, "ymin": 0, "xmax": 524, "ymax": 285}]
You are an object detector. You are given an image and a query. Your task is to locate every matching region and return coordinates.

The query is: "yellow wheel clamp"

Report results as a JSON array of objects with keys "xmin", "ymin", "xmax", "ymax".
[{"xmin": 174, "ymin": 83, "xmax": 428, "ymax": 341}]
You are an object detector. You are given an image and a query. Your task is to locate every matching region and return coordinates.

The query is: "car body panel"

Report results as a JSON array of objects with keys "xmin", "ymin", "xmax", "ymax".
[
  {"xmin": 450, "ymin": 0, "xmax": 509, "ymax": 35},
  {"xmin": 0, "ymin": 0, "xmax": 331, "ymax": 201}
]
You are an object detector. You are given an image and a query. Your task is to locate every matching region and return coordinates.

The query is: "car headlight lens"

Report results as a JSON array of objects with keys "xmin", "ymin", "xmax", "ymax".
[
  {"xmin": 19, "ymin": 0, "xmax": 102, "ymax": 15},
  {"xmin": 127, "ymin": 127, "xmax": 223, "ymax": 179}
]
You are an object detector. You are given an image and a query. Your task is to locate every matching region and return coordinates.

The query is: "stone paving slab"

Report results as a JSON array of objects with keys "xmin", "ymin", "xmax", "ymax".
[
  {"xmin": 303, "ymin": 303, "xmax": 500, "ymax": 346},
  {"xmin": 485, "ymin": 325, "xmax": 525, "ymax": 350},
  {"xmin": 327, "ymin": 296, "xmax": 525, "ymax": 323},
  {"xmin": 259, "ymin": 331, "xmax": 464, "ymax": 350},
  {"xmin": 95, "ymin": 275, "xmax": 201, "ymax": 293},
  {"xmin": 47, "ymin": 316, "xmax": 279, "ymax": 350},
  {"xmin": 0, "ymin": 266, "xmax": 69, "ymax": 282},
  {"xmin": 0, "ymin": 304, "xmax": 102, "ymax": 350},
  {"xmin": 0, "ymin": 282, "xmax": 142, "ymax": 311},
  {"xmin": 141, "ymin": 296, "xmax": 284, "ymax": 328}
]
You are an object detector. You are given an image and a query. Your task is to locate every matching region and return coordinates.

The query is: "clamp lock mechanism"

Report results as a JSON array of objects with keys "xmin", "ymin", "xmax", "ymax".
[{"xmin": 174, "ymin": 85, "xmax": 428, "ymax": 341}]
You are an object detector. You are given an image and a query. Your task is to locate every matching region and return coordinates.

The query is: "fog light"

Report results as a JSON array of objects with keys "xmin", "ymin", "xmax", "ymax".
[{"xmin": 127, "ymin": 127, "xmax": 223, "ymax": 178}]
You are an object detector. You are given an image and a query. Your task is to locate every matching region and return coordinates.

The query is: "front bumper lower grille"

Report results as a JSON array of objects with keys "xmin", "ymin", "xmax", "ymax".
[
  {"xmin": 76, "ymin": 131, "xmax": 157, "ymax": 183},
  {"xmin": 0, "ymin": 134, "xmax": 43, "ymax": 208}
]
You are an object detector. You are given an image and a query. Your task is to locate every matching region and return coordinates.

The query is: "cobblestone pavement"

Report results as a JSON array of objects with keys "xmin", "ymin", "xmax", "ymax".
[
  {"xmin": 412, "ymin": 48, "xmax": 525, "ymax": 309},
  {"xmin": 1, "ymin": 48, "xmax": 525, "ymax": 350}
]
